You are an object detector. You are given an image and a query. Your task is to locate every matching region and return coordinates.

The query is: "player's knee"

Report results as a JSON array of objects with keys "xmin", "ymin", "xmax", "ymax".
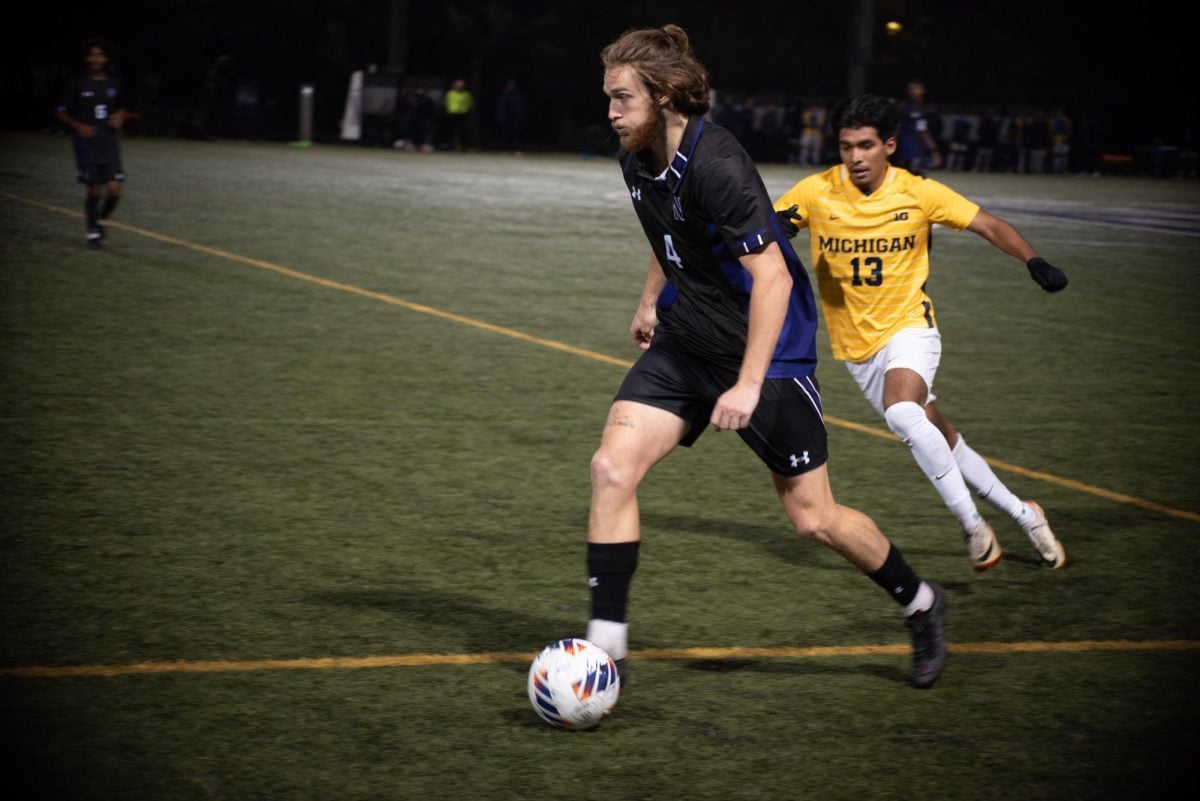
[
  {"xmin": 883, "ymin": 401, "xmax": 927, "ymax": 444},
  {"xmin": 590, "ymin": 449, "xmax": 637, "ymax": 495},
  {"xmin": 787, "ymin": 507, "xmax": 835, "ymax": 545},
  {"xmin": 790, "ymin": 513, "xmax": 822, "ymax": 541}
]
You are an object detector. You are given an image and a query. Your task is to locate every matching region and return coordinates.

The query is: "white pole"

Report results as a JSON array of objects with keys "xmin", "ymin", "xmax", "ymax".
[{"xmin": 297, "ymin": 84, "xmax": 314, "ymax": 146}]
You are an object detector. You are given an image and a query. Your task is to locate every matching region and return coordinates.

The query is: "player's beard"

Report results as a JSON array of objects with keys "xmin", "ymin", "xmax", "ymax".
[{"xmin": 618, "ymin": 106, "xmax": 665, "ymax": 152}]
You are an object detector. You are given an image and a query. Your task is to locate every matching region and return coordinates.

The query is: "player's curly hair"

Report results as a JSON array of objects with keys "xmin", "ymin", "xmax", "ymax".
[
  {"xmin": 601, "ymin": 24, "xmax": 710, "ymax": 116},
  {"xmin": 831, "ymin": 94, "xmax": 900, "ymax": 140}
]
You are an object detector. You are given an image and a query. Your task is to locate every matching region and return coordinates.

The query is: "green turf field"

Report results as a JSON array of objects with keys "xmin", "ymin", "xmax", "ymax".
[{"xmin": 2, "ymin": 132, "xmax": 1198, "ymax": 800}]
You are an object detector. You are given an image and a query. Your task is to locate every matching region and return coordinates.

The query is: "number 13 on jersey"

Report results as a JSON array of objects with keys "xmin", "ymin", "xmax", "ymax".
[{"xmin": 850, "ymin": 256, "xmax": 882, "ymax": 286}]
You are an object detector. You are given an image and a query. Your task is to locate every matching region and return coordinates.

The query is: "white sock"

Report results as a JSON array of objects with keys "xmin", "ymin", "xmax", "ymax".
[
  {"xmin": 903, "ymin": 582, "xmax": 935, "ymax": 616},
  {"xmin": 951, "ymin": 435, "xmax": 1029, "ymax": 524},
  {"xmin": 884, "ymin": 401, "xmax": 978, "ymax": 525},
  {"xmin": 586, "ymin": 619, "xmax": 628, "ymax": 660}
]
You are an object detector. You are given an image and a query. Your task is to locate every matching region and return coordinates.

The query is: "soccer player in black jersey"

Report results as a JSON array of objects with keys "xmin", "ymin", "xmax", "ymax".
[
  {"xmin": 55, "ymin": 38, "xmax": 126, "ymax": 249},
  {"xmin": 585, "ymin": 25, "xmax": 947, "ymax": 690}
]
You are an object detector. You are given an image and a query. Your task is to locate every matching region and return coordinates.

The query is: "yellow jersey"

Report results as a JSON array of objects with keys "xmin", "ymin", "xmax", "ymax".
[{"xmin": 774, "ymin": 165, "xmax": 980, "ymax": 362}]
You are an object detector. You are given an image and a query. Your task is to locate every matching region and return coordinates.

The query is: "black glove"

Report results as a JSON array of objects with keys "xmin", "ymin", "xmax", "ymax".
[
  {"xmin": 777, "ymin": 205, "xmax": 802, "ymax": 239},
  {"xmin": 1026, "ymin": 257, "xmax": 1068, "ymax": 292}
]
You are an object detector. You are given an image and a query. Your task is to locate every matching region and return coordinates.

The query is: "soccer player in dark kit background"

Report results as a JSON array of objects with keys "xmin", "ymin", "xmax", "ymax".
[
  {"xmin": 584, "ymin": 24, "xmax": 948, "ymax": 690},
  {"xmin": 55, "ymin": 38, "xmax": 127, "ymax": 249}
]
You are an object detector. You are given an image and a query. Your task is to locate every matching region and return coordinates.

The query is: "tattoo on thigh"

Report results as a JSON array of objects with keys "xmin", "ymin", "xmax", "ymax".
[{"xmin": 606, "ymin": 408, "xmax": 636, "ymax": 429}]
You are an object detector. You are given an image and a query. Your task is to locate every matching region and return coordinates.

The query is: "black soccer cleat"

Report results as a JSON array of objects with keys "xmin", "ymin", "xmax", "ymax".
[
  {"xmin": 904, "ymin": 581, "xmax": 947, "ymax": 689},
  {"xmin": 86, "ymin": 228, "xmax": 104, "ymax": 249},
  {"xmin": 614, "ymin": 657, "xmax": 628, "ymax": 688}
]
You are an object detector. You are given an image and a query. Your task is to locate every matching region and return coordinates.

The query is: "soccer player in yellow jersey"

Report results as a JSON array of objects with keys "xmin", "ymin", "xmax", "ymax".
[{"xmin": 774, "ymin": 94, "xmax": 1068, "ymax": 571}]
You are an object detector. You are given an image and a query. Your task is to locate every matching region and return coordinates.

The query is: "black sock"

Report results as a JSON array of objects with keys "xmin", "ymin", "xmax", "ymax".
[
  {"xmin": 85, "ymin": 194, "xmax": 100, "ymax": 229},
  {"xmin": 101, "ymin": 194, "xmax": 119, "ymax": 220},
  {"xmin": 587, "ymin": 541, "xmax": 639, "ymax": 622},
  {"xmin": 867, "ymin": 544, "xmax": 921, "ymax": 608}
]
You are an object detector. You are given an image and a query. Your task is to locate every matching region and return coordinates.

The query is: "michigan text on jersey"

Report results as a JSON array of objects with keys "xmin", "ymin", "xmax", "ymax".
[{"xmin": 818, "ymin": 234, "xmax": 918, "ymax": 254}]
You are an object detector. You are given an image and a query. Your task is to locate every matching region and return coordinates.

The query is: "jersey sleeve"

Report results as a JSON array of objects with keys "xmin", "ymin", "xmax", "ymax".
[
  {"xmin": 693, "ymin": 152, "xmax": 779, "ymax": 256},
  {"xmin": 917, "ymin": 178, "xmax": 980, "ymax": 230}
]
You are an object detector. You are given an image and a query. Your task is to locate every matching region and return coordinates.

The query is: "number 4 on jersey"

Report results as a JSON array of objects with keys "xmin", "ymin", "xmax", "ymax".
[{"xmin": 663, "ymin": 235, "xmax": 684, "ymax": 270}]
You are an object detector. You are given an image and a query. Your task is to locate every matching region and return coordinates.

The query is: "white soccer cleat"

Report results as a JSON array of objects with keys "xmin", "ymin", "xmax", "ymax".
[
  {"xmin": 962, "ymin": 515, "xmax": 1002, "ymax": 572},
  {"xmin": 1022, "ymin": 501, "xmax": 1066, "ymax": 569}
]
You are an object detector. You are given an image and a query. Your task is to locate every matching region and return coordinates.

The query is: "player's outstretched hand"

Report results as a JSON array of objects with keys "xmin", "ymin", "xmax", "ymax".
[
  {"xmin": 1026, "ymin": 257, "xmax": 1068, "ymax": 292},
  {"xmin": 777, "ymin": 205, "xmax": 802, "ymax": 239}
]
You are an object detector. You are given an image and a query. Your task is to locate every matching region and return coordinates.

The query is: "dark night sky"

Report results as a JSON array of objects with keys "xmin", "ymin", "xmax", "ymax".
[{"xmin": 7, "ymin": 0, "xmax": 1192, "ymax": 152}]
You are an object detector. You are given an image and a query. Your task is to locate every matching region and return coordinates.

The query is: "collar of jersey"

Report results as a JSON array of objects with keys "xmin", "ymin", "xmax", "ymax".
[{"xmin": 641, "ymin": 117, "xmax": 705, "ymax": 195}]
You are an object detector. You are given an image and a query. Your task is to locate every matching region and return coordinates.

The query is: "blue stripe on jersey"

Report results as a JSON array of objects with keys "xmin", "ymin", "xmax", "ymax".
[{"xmin": 704, "ymin": 219, "xmax": 819, "ymax": 379}]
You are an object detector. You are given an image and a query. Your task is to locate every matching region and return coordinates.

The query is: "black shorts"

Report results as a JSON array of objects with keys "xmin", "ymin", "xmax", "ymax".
[
  {"xmin": 76, "ymin": 162, "xmax": 125, "ymax": 185},
  {"xmin": 73, "ymin": 136, "xmax": 124, "ymax": 185},
  {"xmin": 613, "ymin": 345, "xmax": 828, "ymax": 476}
]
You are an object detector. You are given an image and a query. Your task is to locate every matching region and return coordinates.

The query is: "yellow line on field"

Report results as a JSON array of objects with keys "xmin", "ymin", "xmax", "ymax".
[
  {"xmin": 4, "ymin": 640, "xmax": 1197, "ymax": 678},
  {"xmin": 4, "ymin": 192, "xmax": 1197, "ymax": 524},
  {"xmin": 641, "ymin": 639, "xmax": 1200, "ymax": 659},
  {"xmin": 819, "ymin": 416, "xmax": 1200, "ymax": 523},
  {"xmin": 0, "ymin": 193, "xmax": 630, "ymax": 368}
]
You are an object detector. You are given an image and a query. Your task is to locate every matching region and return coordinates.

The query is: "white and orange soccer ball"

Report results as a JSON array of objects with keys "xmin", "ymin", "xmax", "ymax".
[{"xmin": 527, "ymin": 638, "xmax": 620, "ymax": 729}]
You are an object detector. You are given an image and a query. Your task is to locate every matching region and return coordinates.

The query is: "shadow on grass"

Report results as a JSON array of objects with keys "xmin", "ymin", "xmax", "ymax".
[
  {"xmin": 306, "ymin": 584, "xmax": 582, "ymax": 656},
  {"xmin": 639, "ymin": 510, "xmax": 830, "ymax": 569},
  {"xmin": 682, "ymin": 657, "xmax": 910, "ymax": 686}
]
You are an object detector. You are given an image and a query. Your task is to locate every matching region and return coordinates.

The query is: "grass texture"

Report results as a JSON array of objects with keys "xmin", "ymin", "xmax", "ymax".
[{"xmin": 2, "ymin": 132, "xmax": 1199, "ymax": 800}]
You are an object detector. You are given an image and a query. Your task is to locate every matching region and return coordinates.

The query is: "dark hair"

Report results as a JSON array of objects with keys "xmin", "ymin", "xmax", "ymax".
[
  {"xmin": 601, "ymin": 24, "xmax": 710, "ymax": 116},
  {"xmin": 830, "ymin": 94, "xmax": 899, "ymax": 140},
  {"xmin": 83, "ymin": 37, "xmax": 112, "ymax": 58}
]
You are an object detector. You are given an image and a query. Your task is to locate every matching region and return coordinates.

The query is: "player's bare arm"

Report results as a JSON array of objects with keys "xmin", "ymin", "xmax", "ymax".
[
  {"xmin": 630, "ymin": 254, "xmax": 667, "ymax": 349},
  {"xmin": 968, "ymin": 210, "xmax": 1068, "ymax": 292},
  {"xmin": 966, "ymin": 209, "xmax": 1036, "ymax": 261},
  {"xmin": 711, "ymin": 242, "xmax": 791, "ymax": 431}
]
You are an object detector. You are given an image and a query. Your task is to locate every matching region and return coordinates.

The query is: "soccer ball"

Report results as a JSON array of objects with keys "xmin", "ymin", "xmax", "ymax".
[{"xmin": 527, "ymin": 638, "xmax": 621, "ymax": 729}]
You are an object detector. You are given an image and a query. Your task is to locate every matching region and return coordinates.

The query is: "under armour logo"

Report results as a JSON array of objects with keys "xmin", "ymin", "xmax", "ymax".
[
  {"xmin": 631, "ymin": 187, "xmax": 641, "ymax": 201},
  {"xmin": 588, "ymin": 577, "xmax": 599, "ymax": 588},
  {"xmin": 672, "ymin": 196, "xmax": 685, "ymax": 221},
  {"xmin": 789, "ymin": 451, "xmax": 810, "ymax": 467}
]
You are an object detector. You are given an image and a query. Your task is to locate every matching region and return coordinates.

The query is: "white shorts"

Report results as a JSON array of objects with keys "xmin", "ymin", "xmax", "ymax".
[{"xmin": 844, "ymin": 327, "xmax": 942, "ymax": 416}]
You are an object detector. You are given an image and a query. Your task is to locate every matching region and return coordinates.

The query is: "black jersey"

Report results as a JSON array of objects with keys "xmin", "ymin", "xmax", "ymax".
[
  {"xmin": 58, "ymin": 73, "xmax": 124, "ymax": 166},
  {"xmin": 619, "ymin": 118, "xmax": 819, "ymax": 379}
]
